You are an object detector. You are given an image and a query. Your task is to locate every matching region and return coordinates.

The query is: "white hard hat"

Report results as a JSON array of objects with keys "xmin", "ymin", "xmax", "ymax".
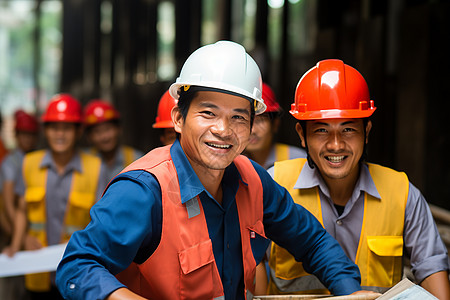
[{"xmin": 169, "ymin": 40, "xmax": 266, "ymax": 114}]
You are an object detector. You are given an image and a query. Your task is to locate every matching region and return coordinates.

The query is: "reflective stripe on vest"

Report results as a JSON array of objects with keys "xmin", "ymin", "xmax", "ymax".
[
  {"xmin": 114, "ymin": 145, "xmax": 265, "ymax": 299},
  {"xmin": 23, "ymin": 150, "xmax": 101, "ymax": 292},
  {"xmin": 268, "ymin": 158, "xmax": 408, "ymax": 294},
  {"xmin": 274, "ymin": 143, "xmax": 289, "ymax": 162}
]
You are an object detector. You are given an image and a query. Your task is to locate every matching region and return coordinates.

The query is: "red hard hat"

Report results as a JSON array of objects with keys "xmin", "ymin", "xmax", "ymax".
[
  {"xmin": 152, "ymin": 90, "xmax": 177, "ymax": 128},
  {"xmin": 15, "ymin": 110, "xmax": 39, "ymax": 133},
  {"xmin": 83, "ymin": 100, "xmax": 120, "ymax": 126},
  {"xmin": 290, "ymin": 59, "xmax": 376, "ymax": 120},
  {"xmin": 262, "ymin": 83, "xmax": 280, "ymax": 113},
  {"xmin": 41, "ymin": 94, "xmax": 82, "ymax": 123}
]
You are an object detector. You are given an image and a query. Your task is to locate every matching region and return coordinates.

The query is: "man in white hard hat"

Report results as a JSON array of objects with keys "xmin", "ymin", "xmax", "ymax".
[{"xmin": 56, "ymin": 41, "xmax": 375, "ymax": 300}]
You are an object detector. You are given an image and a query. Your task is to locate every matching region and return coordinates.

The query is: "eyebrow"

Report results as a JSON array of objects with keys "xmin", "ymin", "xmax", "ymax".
[
  {"xmin": 198, "ymin": 102, "xmax": 250, "ymax": 116},
  {"xmin": 313, "ymin": 120, "xmax": 357, "ymax": 126}
]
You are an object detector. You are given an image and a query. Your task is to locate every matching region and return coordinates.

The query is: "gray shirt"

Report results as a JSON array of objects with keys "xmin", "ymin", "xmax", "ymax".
[
  {"xmin": 16, "ymin": 150, "xmax": 109, "ymax": 246},
  {"xmin": 268, "ymin": 162, "xmax": 449, "ymax": 283}
]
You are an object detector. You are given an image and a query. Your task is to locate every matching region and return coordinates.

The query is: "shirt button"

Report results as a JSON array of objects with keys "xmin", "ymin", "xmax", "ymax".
[
  {"xmin": 336, "ymin": 220, "xmax": 343, "ymax": 226},
  {"xmin": 69, "ymin": 283, "xmax": 76, "ymax": 289}
]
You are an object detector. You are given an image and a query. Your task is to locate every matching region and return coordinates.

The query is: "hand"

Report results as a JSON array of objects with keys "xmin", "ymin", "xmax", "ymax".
[
  {"xmin": 24, "ymin": 235, "xmax": 43, "ymax": 251},
  {"xmin": 2, "ymin": 245, "xmax": 16, "ymax": 257},
  {"xmin": 350, "ymin": 290, "xmax": 381, "ymax": 299}
]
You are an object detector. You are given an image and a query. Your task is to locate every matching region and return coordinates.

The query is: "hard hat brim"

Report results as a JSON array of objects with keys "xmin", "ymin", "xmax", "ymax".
[{"xmin": 290, "ymin": 107, "xmax": 376, "ymax": 120}]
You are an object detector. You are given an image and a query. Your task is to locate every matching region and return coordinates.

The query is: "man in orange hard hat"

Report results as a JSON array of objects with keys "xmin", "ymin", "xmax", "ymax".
[
  {"xmin": 83, "ymin": 99, "xmax": 143, "ymax": 182},
  {"xmin": 244, "ymin": 82, "xmax": 306, "ymax": 169},
  {"xmin": 266, "ymin": 59, "xmax": 450, "ymax": 298},
  {"xmin": 4, "ymin": 94, "xmax": 109, "ymax": 300},
  {"xmin": 152, "ymin": 90, "xmax": 177, "ymax": 146}
]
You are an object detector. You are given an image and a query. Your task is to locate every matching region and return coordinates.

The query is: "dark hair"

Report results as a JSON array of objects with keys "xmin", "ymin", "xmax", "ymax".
[
  {"xmin": 177, "ymin": 86, "xmax": 256, "ymax": 128},
  {"xmin": 298, "ymin": 118, "xmax": 370, "ymax": 169}
]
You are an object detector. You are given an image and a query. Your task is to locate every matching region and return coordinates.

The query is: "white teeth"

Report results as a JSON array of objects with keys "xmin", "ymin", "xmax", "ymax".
[
  {"xmin": 207, "ymin": 142, "xmax": 231, "ymax": 149},
  {"xmin": 327, "ymin": 156, "xmax": 345, "ymax": 163}
]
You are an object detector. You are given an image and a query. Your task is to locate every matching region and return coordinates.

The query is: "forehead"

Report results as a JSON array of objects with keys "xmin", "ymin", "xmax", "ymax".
[
  {"xmin": 308, "ymin": 118, "xmax": 363, "ymax": 126},
  {"xmin": 192, "ymin": 90, "xmax": 251, "ymax": 111}
]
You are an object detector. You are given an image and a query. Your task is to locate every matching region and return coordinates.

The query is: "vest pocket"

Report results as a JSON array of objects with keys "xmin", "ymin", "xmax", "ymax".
[
  {"xmin": 178, "ymin": 239, "xmax": 219, "ymax": 299},
  {"xmin": 24, "ymin": 187, "xmax": 46, "ymax": 223},
  {"xmin": 65, "ymin": 192, "xmax": 96, "ymax": 234},
  {"xmin": 366, "ymin": 236, "xmax": 403, "ymax": 287}
]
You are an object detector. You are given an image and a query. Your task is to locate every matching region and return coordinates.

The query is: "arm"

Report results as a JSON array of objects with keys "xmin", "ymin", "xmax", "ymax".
[
  {"xmin": 404, "ymin": 183, "xmax": 450, "ymax": 298},
  {"xmin": 420, "ymin": 271, "xmax": 450, "ymax": 300},
  {"xmin": 56, "ymin": 171, "xmax": 162, "ymax": 300},
  {"xmin": 3, "ymin": 195, "xmax": 27, "ymax": 256},
  {"xmin": 2, "ymin": 180, "xmax": 16, "ymax": 233}
]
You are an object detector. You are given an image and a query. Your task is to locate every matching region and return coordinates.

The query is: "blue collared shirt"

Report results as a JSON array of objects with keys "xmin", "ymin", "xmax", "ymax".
[
  {"xmin": 56, "ymin": 139, "xmax": 361, "ymax": 299},
  {"xmin": 269, "ymin": 162, "xmax": 449, "ymax": 283}
]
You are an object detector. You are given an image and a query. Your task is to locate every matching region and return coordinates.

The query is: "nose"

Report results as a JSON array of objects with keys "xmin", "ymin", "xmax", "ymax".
[
  {"xmin": 326, "ymin": 131, "xmax": 345, "ymax": 151},
  {"xmin": 211, "ymin": 117, "xmax": 232, "ymax": 137}
]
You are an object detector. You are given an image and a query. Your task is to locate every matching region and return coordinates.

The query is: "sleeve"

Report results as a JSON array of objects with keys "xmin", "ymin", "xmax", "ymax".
[
  {"xmin": 56, "ymin": 170, "xmax": 163, "ymax": 300},
  {"xmin": 1, "ymin": 155, "xmax": 18, "ymax": 182},
  {"xmin": 254, "ymin": 161, "xmax": 362, "ymax": 295},
  {"xmin": 404, "ymin": 182, "xmax": 450, "ymax": 283}
]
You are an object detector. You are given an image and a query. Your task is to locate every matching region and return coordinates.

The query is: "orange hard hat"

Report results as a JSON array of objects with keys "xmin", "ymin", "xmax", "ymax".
[
  {"xmin": 262, "ymin": 83, "xmax": 280, "ymax": 113},
  {"xmin": 152, "ymin": 90, "xmax": 177, "ymax": 128},
  {"xmin": 83, "ymin": 100, "xmax": 120, "ymax": 126},
  {"xmin": 15, "ymin": 110, "xmax": 39, "ymax": 133},
  {"xmin": 41, "ymin": 94, "xmax": 82, "ymax": 123},
  {"xmin": 290, "ymin": 59, "xmax": 376, "ymax": 120}
]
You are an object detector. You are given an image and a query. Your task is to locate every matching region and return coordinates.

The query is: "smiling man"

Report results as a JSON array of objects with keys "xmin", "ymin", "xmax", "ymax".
[
  {"xmin": 267, "ymin": 59, "xmax": 450, "ymax": 299},
  {"xmin": 55, "ymin": 42, "xmax": 372, "ymax": 300}
]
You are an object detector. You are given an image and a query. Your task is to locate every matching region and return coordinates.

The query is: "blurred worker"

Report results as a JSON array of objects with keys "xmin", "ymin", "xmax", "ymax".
[
  {"xmin": 0, "ymin": 110, "xmax": 38, "ymax": 300},
  {"xmin": 244, "ymin": 82, "xmax": 306, "ymax": 169},
  {"xmin": 152, "ymin": 90, "xmax": 177, "ymax": 146},
  {"xmin": 56, "ymin": 41, "xmax": 373, "ymax": 299},
  {"xmin": 83, "ymin": 99, "xmax": 143, "ymax": 182},
  {"xmin": 1, "ymin": 110, "xmax": 40, "ymax": 238},
  {"xmin": 267, "ymin": 59, "xmax": 450, "ymax": 298},
  {"xmin": 4, "ymin": 94, "xmax": 109, "ymax": 300}
]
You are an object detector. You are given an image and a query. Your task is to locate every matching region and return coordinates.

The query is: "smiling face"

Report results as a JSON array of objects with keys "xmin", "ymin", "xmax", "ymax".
[
  {"xmin": 297, "ymin": 118, "xmax": 371, "ymax": 184},
  {"xmin": 246, "ymin": 113, "xmax": 278, "ymax": 153},
  {"xmin": 87, "ymin": 121, "xmax": 120, "ymax": 153},
  {"xmin": 44, "ymin": 122, "xmax": 80, "ymax": 155},
  {"xmin": 172, "ymin": 90, "xmax": 252, "ymax": 174}
]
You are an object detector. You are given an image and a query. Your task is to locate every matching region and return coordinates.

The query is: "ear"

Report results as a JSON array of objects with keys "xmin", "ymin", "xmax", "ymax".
[
  {"xmin": 365, "ymin": 120, "xmax": 372, "ymax": 144},
  {"xmin": 295, "ymin": 123, "xmax": 306, "ymax": 148},
  {"xmin": 171, "ymin": 106, "xmax": 183, "ymax": 134}
]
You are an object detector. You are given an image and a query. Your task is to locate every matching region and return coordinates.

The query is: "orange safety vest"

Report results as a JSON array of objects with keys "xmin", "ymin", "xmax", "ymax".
[
  {"xmin": 268, "ymin": 158, "xmax": 408, "ymax": 294},
  {"xmin": 23, "ymin": 150, "xmax": 101, "ymax": 292},
  {"xmin": 115, "ymin": 145, "xmax": 266, "ymax": 299}
]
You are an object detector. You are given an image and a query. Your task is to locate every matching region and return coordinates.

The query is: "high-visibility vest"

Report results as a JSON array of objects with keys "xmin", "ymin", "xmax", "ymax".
[
  {"xmin": 115, "ymin": 145, "xmax": 266, "ymax": 299},
  {"xmin": 274, "ymin": 143, "xmax": 289, "ymax": 162},
  {"xmin": 23, "ymin": 150, "xmax": 101, "ymax": 292},
  {"xmin": 268, "ymin": 158, "xmax": 408, "ymax": 294}
]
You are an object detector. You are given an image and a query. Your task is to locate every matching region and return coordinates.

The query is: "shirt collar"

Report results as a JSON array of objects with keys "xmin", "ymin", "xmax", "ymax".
[
  {"xmin": 170, "ymin": 139, "xmax": 243, "ymax": 205},
  {"xmin": 295, "ymin": 162, "xmax": 381, "ymax": 200},
  {"xmin": 40, "ymin": 149, "xmax": 83, "ymax": 174}
]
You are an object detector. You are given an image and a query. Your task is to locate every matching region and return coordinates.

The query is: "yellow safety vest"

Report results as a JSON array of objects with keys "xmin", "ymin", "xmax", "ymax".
[
  {"xmin": 23, "ymin": 150, "xmax": 101, "ymax": 292},
  {"xmin": 274, "ymin": 143, "xmax": 289, "ymax": 162},
  {"xmin": 268, "ymin": 158, "xmax": 408, "ymax": 294}
]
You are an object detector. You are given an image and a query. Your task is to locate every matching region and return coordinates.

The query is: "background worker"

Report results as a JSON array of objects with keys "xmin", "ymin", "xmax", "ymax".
[
  {"xmin": 267, "ymin": 59, "xmax": 450, "ymax": 299},
  {"xmin": 56, "ymin": 41, "xmax": 372, "ymax": 300},
  {"xmin": 3, "ymin": 94, "xmax": 109, "ymax": 300},
  {"xmin": 152, "ymin": 90, "xmax": 177, "ymax": 146},
  {"xmin": 0, "ymin": 109, "xmax": 39, "ymax": 300},
  {"xmin": 83, "ymin": 99, "xmax": 143, "ymax": 182},
  {"xmin": 1, "ymin": 110, "xmax": 40, "ymax": 238},
  {"xmin": 244, "ymin": 82, "xmax": 306, "ymax": 169}
]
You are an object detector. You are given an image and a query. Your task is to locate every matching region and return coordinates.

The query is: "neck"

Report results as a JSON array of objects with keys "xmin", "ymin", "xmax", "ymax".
[
  {"xmin": 246, "ymin": 146, "xmax": 272, "ymax": 167},
  {"xmin": 322, "ymin": 166, "xmax": 360, "ymax": 207},
  {"xmin": 100, "ymin": 147, "xmax": 118, "ymax": 166},
  {"xmin": 51, "ymin": 149, "xmax": 76, "ymax": 175}
]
